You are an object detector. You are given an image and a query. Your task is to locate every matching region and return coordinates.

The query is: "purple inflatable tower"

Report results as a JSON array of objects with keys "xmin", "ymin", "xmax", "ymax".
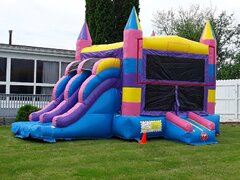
[{"xmin": 75, "ymin": 21, "xmax": 92, "ymax": 61}]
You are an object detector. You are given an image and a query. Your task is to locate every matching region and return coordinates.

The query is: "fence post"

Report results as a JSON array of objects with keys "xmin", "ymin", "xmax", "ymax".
[{"xmin": 235, "ymin": 84, "xmax": 238, "ymax": 119}]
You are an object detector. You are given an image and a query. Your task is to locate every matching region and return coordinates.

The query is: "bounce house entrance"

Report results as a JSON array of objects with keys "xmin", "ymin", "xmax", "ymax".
[{"xmin": 143, "ymin": 54, "xmax": 205, "ymax": 113}]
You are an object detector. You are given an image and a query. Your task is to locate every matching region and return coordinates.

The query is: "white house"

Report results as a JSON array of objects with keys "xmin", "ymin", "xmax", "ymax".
[{"xmin": 0, "ymin": 43, "xmax": 75, "ymax": 95}]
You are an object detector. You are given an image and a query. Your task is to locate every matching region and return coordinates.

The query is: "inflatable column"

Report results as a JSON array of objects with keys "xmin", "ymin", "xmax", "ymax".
[
  {"xmin": 122, "ymin": 7, "xmax": 143, "ymax": 116},
  {"xmin": 75, "ymin": 21, "xmax": 92, "ymax": 61},
  {"xmin": 200, "ymin": 21, "xmax": 217, "ymax": 114}
]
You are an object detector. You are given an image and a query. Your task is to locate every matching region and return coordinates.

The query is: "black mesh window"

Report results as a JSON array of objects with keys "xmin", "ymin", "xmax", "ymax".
[
  {"xmin": 178, "ymin": 86, "xmax": 204, "ymax": 111},
  {"xmin": 144, "ymin": 54, "xmax": 205, "ymax": 112},
  {"xmin": 146, "ymin": 54, "xmax": 205, "ymax": 82},
  {"xmin": 144, "ymin": 85, "xmax": 175, "ymax": 111}
]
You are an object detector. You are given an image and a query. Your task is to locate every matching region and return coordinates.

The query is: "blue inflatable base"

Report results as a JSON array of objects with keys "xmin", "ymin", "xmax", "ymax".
[
  {"xmin": 11, "ymin": 112, "xmax": 220, "ymax": 145},
  {"xmin": 112, "ymin": 115, "xmax": 165, "ymax": 141},
  {"xmin": 112, "ymin": 114, "xmax": 220, "ymax": 145},
  {"xmin": 11, "ymin": 88, "xmax": 120, "ymax": 143},
  {"xmin": 164, "ymin": 118, "xmax": 217, "ymax": 146},
  {"xmin": 12, "ymin": 113, "xmax": 113, "ymax": 143}
]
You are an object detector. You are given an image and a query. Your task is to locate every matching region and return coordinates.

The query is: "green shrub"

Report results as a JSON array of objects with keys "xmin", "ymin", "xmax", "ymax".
[{"xmin": 15, "ymin": 104, "xmax": 40, "ymax": 122}]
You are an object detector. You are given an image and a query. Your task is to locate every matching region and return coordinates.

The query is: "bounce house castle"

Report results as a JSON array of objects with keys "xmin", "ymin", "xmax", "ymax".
[{"xmin": 11, "ymin": 8, "xmax": 220, "ymax": 145}]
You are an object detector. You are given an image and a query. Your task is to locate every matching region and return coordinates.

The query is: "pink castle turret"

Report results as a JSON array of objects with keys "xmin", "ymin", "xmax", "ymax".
[
  {"xmin": 121, "ymin": 7, "xmax": 143, "ymax": 116},
  {"xmin": 75, "ymin": 21, "xmax": 92, "ymax": 61},
  {"xmin": 200, "ymin": 20, "xmax": 217, "ymax": 114}
]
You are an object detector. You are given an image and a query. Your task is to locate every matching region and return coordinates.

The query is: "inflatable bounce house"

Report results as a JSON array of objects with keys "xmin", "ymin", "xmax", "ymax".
[{"xmin": 11, "ymin": 7, "xmax": 220, "ymax": 145}]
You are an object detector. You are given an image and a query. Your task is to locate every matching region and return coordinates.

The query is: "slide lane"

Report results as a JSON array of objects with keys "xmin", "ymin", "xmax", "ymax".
[
  {"xmin": 53, "ymin": 68, "xmax": 120, "ymax": 127},
  {"xmin": 165, "ymin": 112, "xmax": 217, "ymax": 145},
  {"xmin": 29, "ymin": 60, "xmax": 82, "ymax": 122},
  {"xmin": 39, "ymin": 89, "xmax": 79, "ymax": 123},
  {"xmin": 39, "ymin": 71, "xmax": 91, "ymax": 123},
  {"xmin": 29, "ymin": 73, "xmax": 75, "ymax": 121},
  {"xmin": 184, "ymin": 118, "xmax": 211, "ymax": 136}
]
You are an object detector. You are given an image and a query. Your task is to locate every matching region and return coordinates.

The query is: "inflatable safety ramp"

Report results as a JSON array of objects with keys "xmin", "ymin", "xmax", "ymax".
[
  {"xmin": 165, "ymin": 112, "xmax": 217, "ymax": 145},
  {"xmin": 29, "ymin": 61, "xmax": 81, "ymax": 121},
  {"xmin": 37, "ymin": 59, "xmax": 102, "ymax": 123},
  {"xmin": 11, "ymin": 58, "xmax": 121, "ymax": 142}
]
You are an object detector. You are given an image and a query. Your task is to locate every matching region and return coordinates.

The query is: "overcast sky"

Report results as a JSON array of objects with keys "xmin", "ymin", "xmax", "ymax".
[{"xmin": 0, "ymin": 0, "xmax": 240, "ymax": 50}]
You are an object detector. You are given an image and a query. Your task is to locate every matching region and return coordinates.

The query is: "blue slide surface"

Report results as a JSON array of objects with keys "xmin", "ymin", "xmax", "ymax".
[
  {"xmin": 29, "ymin": 72, "xmax": 76, "ymax": 121},
  {"xmin": 39, "ymin": 71, "xmax": 91, "ymax": 123},
  {"xmin": 11, "ymin": 68, "xmax": 121, "ymax": 142}
]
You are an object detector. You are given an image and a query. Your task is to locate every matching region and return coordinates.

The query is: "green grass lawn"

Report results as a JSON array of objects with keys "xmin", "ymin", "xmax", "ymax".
[{"xmin": 0, "ymin": 124, "xmax": 240, "ymax": 180}]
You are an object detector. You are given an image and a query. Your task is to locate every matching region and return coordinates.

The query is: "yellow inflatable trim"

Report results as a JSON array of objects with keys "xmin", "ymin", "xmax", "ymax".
[
  {"xmin": 82, "ymin": 42, "xmax": 123, "ymax": 53},
  {"xmin": 143, "ymin": 36, "xmax": 209, "ymax": 55},
  {"xmin": 94, "ymin": 58, "xmax": 120, "ymax": 75},
  {"xmin": 122, "ymin": 87, "xmax": 142, "ymax": 103},
  {"xmin": 82, "ymin": 36, "xmax": 208, "ymax": 55},
  {"xmin": 208, "ymin": 89, "xmax": 216, "ymax": 103}
]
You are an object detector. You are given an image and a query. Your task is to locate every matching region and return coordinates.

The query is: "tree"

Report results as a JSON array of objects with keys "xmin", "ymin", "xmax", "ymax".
[
  {"xmin": 218, "ymin": 53, "xmax": 240, "ymax": 79},
  {"xmin": 113, "ymin": 0, "xmax": 140, "ymax": 42},
  {"xmin": 152, "ymin": 5, "xmax": 240, "ymax": 80},
  {"xmin": 213, "ymin": 12, "xmax": 240, "ymax": 71},
  {"xmin": 85, "ymin": 0, "xmax": 97, "ymax": 43},
  {"xmin": 85, "ymin": 0, "xmax": 140, "ymax": 44},
  {"xmin": 86, "ymin": 0, "xmax": 113, "ymax": 44}
]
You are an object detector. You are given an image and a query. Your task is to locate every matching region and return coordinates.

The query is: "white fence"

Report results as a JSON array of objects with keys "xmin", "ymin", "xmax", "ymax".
[
  {"xmin": 0, "ymin": 81, "xmax": 239, "ymax": 123},
  {"xmin": 216, "ymin": 79, "xmax": 240, "ymax": 122},
  {"xmin": 0, "ymin": 94, "xmax": 51, "ymax": 118}
]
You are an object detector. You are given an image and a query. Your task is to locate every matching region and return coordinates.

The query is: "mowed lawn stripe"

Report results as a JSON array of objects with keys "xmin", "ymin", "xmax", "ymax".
[{"xmin": 0, "ymin": 124, "xmax": 239, "ymax": 179}]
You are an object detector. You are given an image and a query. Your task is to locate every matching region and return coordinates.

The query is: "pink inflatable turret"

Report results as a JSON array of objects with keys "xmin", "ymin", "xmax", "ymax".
[
  {"xmin": 75, "ymin": 21, "xmax": 92, "ymax": 61},
  {"xmin": 200, "ymin": 21, "xmax": 217, "ymax": 114},
  {"xmin": 121, "ymin": 7, "xmax": 143, "ymax": 116}
]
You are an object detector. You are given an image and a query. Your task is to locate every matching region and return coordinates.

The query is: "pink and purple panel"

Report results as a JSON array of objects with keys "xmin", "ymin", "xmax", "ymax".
[
  {"xmin": 208, "ymin": 46, "xmax": 216, "ymax": 64},
  {"xmin": 122, "ymin": 102, "xmax": 141, "ymax": 116},
  {"xmin": 122, "ymin": 73, "xmax": 142, "ymax": 87},
  {"xmin": 207, "ymin": 102, "xmax": 215, "ymax": 114},
  {"xmin": 123, "ymin": 30, "xmax": 142, "ymax": 59}
]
